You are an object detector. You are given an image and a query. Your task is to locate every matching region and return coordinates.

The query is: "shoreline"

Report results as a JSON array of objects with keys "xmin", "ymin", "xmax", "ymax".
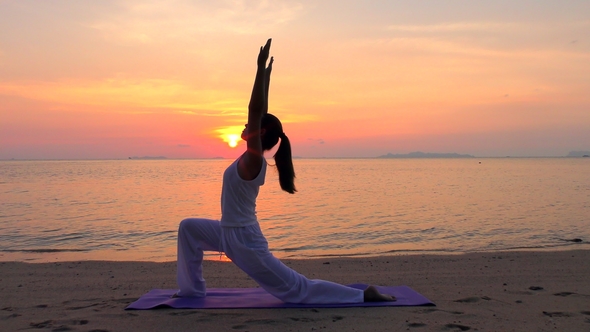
[
  {"xmin": 3, "ymin": 242, "xmax": 589, "ymax": 264},
  {"xmin": 2, "ymin": 250, "xmax": 590, "ymax": 331}
]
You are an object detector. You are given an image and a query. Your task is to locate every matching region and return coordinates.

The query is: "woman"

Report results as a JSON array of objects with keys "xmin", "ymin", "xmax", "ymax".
[{"xmin": 176, "ymin": 39, "xmax": 394, "ymax": 303}]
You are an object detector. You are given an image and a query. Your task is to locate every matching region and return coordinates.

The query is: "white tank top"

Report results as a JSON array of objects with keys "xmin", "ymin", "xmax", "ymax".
[{"xmin": 220, "ymin": 157, "xmax": 267, "ymax": 227}]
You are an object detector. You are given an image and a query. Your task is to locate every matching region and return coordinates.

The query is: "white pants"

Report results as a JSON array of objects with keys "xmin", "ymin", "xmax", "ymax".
[{"xmin": 176, "ymin": 218, "xmax": 364, "ymax": 304}]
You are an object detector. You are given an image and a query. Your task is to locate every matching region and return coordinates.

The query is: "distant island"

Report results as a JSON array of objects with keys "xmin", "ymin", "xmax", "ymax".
[
  {"xmin": 128, "ymin": 156, "xmax": 167, "ymax": 160},
  {"xmin": 377, "ymin": 151, "xmax": 475, "ymax": 158},
  {"xmin": 566, "ymin": 151, "xmax": 590, "ymax": 157}
]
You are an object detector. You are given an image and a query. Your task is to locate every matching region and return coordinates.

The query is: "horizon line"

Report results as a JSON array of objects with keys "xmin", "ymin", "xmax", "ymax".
[{"xmin": 2, "ymin": 156, "xmax": 588, "ymax": 162}]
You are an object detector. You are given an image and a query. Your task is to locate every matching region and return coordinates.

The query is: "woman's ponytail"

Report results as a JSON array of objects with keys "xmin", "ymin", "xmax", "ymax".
[{"xmin": 274, "ymin": 133, "xmax": 296, "ymax": 194}]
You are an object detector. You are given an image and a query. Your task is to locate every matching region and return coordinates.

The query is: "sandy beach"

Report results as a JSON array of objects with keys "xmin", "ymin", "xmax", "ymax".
[{"xmin": 2, "ymin": 250, "xmax": 589, "ymax": 331}]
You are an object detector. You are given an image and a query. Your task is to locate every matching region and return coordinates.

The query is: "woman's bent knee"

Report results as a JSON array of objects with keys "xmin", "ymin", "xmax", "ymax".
[{"xmin": 179, "ymin": 218, "xmax": 192, "ymax": 229}]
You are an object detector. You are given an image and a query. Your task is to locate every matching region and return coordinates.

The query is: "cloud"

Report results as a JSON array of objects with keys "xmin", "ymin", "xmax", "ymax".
[
  {"xmin": 386, "ymin": 22, "xmax": 522, "ymax": 33},
  {"xmin": 386, "ymin": 19, "xmax": 590, "ymax": 35},
  {"xmin": 308, "ymin": 138, "xmax": 324, "ymax": 145},
  {"xmin": 0, "ymin": 77, "xmax": 247, "ymax": 112},
  {"xmin": 89, "ymin": 0, "xmax": 305, "ymax": 44},
  {"xmin": 177, "ymin": 144, "xmax": 191, "ymax": 148}
]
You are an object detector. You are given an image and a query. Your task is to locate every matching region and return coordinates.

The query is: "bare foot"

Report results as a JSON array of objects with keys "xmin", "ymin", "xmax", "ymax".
[{"xmin": 364, "ymin": 285, "xmax": 396, "ymax": 302}]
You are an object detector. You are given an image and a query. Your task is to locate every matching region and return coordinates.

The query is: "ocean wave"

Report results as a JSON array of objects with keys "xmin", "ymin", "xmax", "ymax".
[{"xmin": 1, "ymin": 248, "xmax": 90, "ymax": 253}]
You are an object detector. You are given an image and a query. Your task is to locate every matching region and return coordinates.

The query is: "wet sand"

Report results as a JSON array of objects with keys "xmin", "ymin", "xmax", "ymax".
[{"xmin": 2, "ymin": 250, "xmax": 589, "ymax": 331}]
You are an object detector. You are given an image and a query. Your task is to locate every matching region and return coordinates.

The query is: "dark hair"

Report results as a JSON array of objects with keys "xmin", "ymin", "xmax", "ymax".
[{"xmin": 261, "ymin": 113, "xmax": 296, "ymax": 194}]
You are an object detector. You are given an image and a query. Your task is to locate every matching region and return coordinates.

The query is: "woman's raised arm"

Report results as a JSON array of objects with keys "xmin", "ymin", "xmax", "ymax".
[
  {"xmin": 263, "ymin": 56, "xmax": 273, "ymax": 115},
  {"xmin": 238, "ymin": 39, "xmax": 272, "ymax": 180}
]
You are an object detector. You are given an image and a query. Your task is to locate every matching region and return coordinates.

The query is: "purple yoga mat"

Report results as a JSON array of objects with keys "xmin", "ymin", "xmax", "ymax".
[{"xmin": 125, "ymin": 284, "xmax": 434, "ymax": 309}]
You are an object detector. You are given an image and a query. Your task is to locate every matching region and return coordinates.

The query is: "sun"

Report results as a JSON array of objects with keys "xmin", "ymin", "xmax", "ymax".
[
  {"xmin": 227, "ymin": 134, "xmax": 239, "ymax": 148},
  {"xmin": 215, "ymin": 126, "xmax": 243, "ymax": 149}
]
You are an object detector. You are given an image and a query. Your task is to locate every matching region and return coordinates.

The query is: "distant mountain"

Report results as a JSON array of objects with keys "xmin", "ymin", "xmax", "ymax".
[
  {"xmin": 377, "ymin": 151, "xmax": 475, "ymax": 158},
  {"xmin": 128, "ymin": 156, "xmax": 167, "ymax": 160},
  {"xmin": 566, "ymin": 151, "xmax": 590, "ymax": 157}
]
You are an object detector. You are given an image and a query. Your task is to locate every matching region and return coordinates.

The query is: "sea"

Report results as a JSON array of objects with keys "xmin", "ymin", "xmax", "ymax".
[{"xmin": 1, "ymin": 158, "xmax": 589, "ymax": 263}]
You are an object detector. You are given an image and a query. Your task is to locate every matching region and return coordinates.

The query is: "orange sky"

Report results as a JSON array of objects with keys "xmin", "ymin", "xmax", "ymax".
[{"xmin": 1, "ymin": 1, "xmax": 589, "ymax": 159}]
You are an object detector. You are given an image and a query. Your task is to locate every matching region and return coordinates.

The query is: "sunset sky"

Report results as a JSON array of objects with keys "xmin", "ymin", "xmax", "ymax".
[{"xmin": 1, "ymin": 0, "xmax": 589, "ymax": 159}]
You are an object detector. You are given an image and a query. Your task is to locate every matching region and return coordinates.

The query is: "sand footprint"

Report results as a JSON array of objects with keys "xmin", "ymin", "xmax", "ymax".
[
  {"xmin": 2, "ymin": 306, "xmax": 23, "ymax": 320},
  {"xmin": 29, "ymin": 319, "xmax": 89, "ymax": 329},
  {"xmin": 231, "ymin": 318, "xmax": 282, "ymax": 330},
  {"xmin": 414, "ymin": 308, "xmax": 464, "ymax": 315},
  {"xmin": 408, "ymin": 322, "xmax": 427, "ymax": 328},
  {"xmin": 288, "ymin": 317, "xmax": 319, "ymax": 323},
  {"xmin": 29, "ymin": 319, "xmax": 89, "ymax": 331},
  {"xmin": 30, "ymin": 320, "xmax": 55, "ymax": 328},
  {"xmin": 443, "ymin": 323, "xmax": 471, "ymax": 331},
  {"xmin": 65, "ymin": 303, "xmax": 100, "ymax": 310},
  {"xmin": 553, "ymin": 291, "xmax": 590, "ymax": 298},
  {"xmin": 453, "ymin": 297, "xmax": 480, "ymax": 303},
  {"xmin": 168, "ymin": 311, "xmax": 199, "ymax": 317},
  {"xmin": 6, "ymin": 313, "xmax": 22, "ymax": 319},
  {"xmin": 542, "ymin": 311, "xmax": 573, "ymax": 317}
]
